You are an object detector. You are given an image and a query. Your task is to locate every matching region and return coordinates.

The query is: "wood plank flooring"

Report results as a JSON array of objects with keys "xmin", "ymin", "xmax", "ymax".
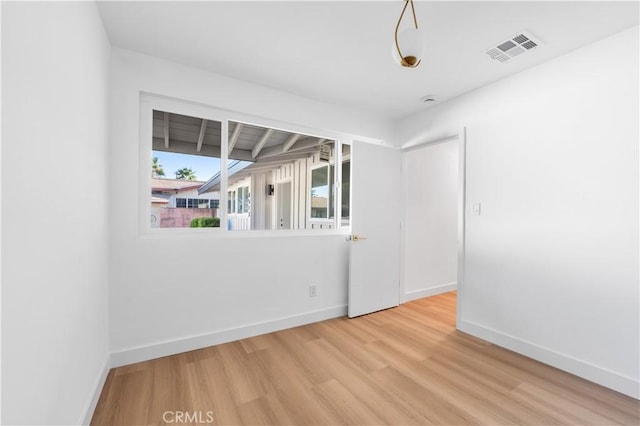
[{"xmin": 91, "ymin": 292, "xmax": 639, "ymax": 425}]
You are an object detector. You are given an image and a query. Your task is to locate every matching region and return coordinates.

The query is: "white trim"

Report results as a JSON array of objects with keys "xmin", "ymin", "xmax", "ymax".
[
  {"xmin": 308, "ymin": 161, "xmax": 334, "ymax": 224},
  {"xmin": 399, "ymin": 147, "xmax": 407, "ymax": 301},
  {"xmin": 139, "ymin": 94, "xmax": 228, "ymax": 236},
  {"xmin": 456, "ymin": 127, "xmax": 467, "ymax": 328},
  {"xmin": 402, "ymin": 282, "xmax": 457, "ymax": 303},
  {"xmin": 340, "ymin": 140, "xmax": 353, "ymax": 230},
  {"xmin": 458, "ymin": 319, "xmax": 640, "ymax": 399},
  {"xmin": 401, "ymin": 133, "xmax": 458, "ymax": 152},
  {"xmin": 220, "ymin": 118, "xmax": 229, "ymax": 231},
  {"xmin": 111, "ymin": 305, "xmax": 347, "ymax": 367},
  {"xmin": 334, "ymin": 140, "xmax": 343, "ymax": 230},
  {"xmin": 139, "ymin": 92, "xmax": 359, "ymax": 237},
  {"xmin": 79, "ymin": 355, "xmax": 111, "ymax": 425},
  {"xmin": 399, "ymin": 127, "xmax": 467, "ymax": 315}
]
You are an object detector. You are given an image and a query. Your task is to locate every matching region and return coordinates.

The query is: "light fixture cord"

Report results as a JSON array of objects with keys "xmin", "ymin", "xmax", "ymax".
[
  {"xmin": 394, "ymin": 0, "xmax": 420, "ymax": 65},
  {"xmin": 394, "ymin": 0, "xmax": 410, "ymax": 62},
  {"xmin": 409, "ymin": 0, "xmax": 419, "ymax": 29}
]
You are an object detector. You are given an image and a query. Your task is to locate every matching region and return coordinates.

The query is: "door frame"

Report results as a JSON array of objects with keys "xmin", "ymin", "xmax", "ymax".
[{"xmin": 399, "ymin": 127, "xmax": 467, "ymax": 329}]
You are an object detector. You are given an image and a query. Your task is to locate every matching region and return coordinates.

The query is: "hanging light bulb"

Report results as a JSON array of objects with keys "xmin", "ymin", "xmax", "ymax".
[{"xmin": 393, "ymin": 0, "xmax": 426, "ymax": 68}]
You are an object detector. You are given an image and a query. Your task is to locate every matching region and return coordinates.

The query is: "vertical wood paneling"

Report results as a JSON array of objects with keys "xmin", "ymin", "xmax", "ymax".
[
  {"xmin": 298, "ymin": 159, "xmax": 304, "ymax": 229},
  {"xmin": 251, "ymin": 173, "xmax": 267, "ymax": 230},
  {"xmin": 300, "ymin": 158, "xmax": 308, "ymax": 230},
  {"xmin": 248, "ymin": 155, "xmax": 333, "ymax": 230},
  {"xmin": 265, "ymin": 171, "xmax": 274, "ymax": 230},
  {"xmin": 292, "ymin": 161, "xmax": 300, "ymax": 229}
]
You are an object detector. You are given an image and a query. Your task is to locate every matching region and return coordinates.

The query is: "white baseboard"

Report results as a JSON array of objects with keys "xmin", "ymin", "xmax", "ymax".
[
  {"xmin": 80, "ymin": 355, "xmax": 111, "ymax": 425},
  {"xmin": 111, "ymin": 305, "xmax": 348, "ymax": 367},
  {"xmin": 403, "ymin": 282, "xmax": 457, "ymax": 303},
  {"xmin": 458, "ymin": 319, "xmax": 640, "ymax": 399}
]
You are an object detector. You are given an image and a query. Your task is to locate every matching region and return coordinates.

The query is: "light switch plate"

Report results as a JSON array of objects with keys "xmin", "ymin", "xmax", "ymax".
[{"xmin": 473, "ymin": 203, "xmax": 481, "ymax": 216}]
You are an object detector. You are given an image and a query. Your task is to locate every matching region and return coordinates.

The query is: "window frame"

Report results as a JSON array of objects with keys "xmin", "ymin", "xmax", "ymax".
[
  {"xmin": 139, "ymin": 92, "xmax": 353, "ymax": 237},
  {"xmin": 174, "ymin": 198, "xmax": 219, "ymax": 209},
  {"xmin": 339, "ymin": 147, "xmax": 351, "ymax": 228},
  {"xmin": 236, "ymin": 186, "xmax": 250, "ymax": 215},
  {"xmin": 308, "ymin": 162, "xmax": 334, "ymax": 222}
]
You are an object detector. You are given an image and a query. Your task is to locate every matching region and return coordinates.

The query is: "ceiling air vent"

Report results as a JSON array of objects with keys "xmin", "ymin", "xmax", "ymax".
[{"xmin": 486, "ymin": 32, "xmax": 540, "ymax": 63}]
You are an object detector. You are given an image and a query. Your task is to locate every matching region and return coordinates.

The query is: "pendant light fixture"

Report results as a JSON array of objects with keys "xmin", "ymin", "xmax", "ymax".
[{"xmin": 393, "ymin": 0, "xmax": 426, "ymax": 68}]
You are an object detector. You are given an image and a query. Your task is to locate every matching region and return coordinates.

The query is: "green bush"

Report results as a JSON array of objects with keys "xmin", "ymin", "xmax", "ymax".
[
  {"xmin": 199, "ymin": 217, "xmax": 220, "ymax": 227},
  {"xmin": 190, "ymin": 217, "xmax": 220, "ymax": 228}
]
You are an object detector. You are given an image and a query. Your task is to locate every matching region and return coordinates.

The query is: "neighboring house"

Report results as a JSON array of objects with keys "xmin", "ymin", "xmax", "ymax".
[
  {"xmin": 150, "ymin": 178, "xmax": 220, "ymax": 228},
  {"xmin": 197, "ymin": 132, "xmax": 351, "ymax": 231}
]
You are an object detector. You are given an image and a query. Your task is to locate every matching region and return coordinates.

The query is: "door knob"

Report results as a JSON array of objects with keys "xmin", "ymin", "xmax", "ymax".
[{"xmin": 352, "ymin": 234, "xmax": 367, "ymax": 241}]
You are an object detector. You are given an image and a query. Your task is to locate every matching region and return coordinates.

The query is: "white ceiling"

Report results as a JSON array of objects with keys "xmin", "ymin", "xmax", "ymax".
[{"xmin": 97, "ymin": 1, "xmax": 639, "ymax": 120}]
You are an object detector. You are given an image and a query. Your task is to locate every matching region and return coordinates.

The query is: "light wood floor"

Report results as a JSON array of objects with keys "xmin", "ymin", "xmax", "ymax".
[{"xmin": 92, "ymin": 292, "xmax": 639, "ymax": 425}]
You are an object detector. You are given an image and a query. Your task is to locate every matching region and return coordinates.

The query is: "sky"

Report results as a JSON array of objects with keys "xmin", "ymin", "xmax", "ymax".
[{"xmin": 153, "ymin": 151, "xmax": 220, "ymax": 182}]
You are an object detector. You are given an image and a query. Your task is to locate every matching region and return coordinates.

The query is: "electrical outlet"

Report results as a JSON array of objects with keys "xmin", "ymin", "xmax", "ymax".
[{"xmin": 309, "ymin": 284, "xmax": 317, "ymax": 298}]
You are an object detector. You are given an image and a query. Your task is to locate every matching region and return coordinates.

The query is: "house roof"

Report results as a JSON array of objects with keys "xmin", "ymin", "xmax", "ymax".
[
  {"xmin": 151, "ymin": 178, "xmax": 204, "ymax": 192},
  {"xmin": 193, "ymin": 122, "xmax": 335, "ymax": 194},
  {"xmin": 148, "ymin": 112, "xmax": 339, "ymax": 195},
  {"xmin": 151, "ymin": 111, "xmax": 329, "ymax": 173}
]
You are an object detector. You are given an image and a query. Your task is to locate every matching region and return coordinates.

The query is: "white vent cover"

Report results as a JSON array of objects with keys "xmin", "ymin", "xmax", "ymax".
[{"xmin": 486, "ymin": 32, "xmax": 540, "ymax": 63}]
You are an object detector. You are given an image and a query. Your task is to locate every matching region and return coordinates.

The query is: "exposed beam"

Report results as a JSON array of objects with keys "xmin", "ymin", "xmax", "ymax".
[
  {"xmin": 257, "ymin": 143, "xmax": 288, "ymax": 159},
  {"xmin": 228, "ymin": 123, "xmax": 244, "ymax": 154},
  {"xmin": 252, "ymin": 128, "xmax": 274, "ymax": 159},
  {"xmin": 152, "ymin": 138, "xmax": 253, "ymax": 162},
  {"xmin": 225, "ymin": 160, "xmax": 299, "ymax": 188},
  {"xmin": 289, "ymin": 137, "xmax": 326, "ymax": 153},
  {"xmin": 163, "ymin": 112, "xmax": 169, "ymax": 149},
  {"xmin": 256, "ymin": 148, "xmax": 320, "ymax": 162},
  {"xmin": 257, "ymin": 137, "xmax": 324, "ymax": 160},
  {"xmin": 196, "ymin": 119, "xmax": 207, "ymax": 152},
  {"xmin": 241, "ymin": 160, "xmax": 297, "ymax": 172},
  {"xmin": 282, "ymin": 133, "xmax": 301, "ymax": 152}
]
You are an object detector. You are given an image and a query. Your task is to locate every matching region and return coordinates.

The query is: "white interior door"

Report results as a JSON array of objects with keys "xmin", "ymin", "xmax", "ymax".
[
  {"xmin": 277, "ymin": 181, "xmax": 292, "ymax": 229},
  {"xmin": 348, "ymin": 141, "xmax": 401, "ymax": 317}
]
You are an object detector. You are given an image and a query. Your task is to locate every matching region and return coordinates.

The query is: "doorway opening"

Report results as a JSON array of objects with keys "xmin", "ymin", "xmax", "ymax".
[{"xmin": 400, "ymin": 129, "xmax": 465, "ymax": 326}]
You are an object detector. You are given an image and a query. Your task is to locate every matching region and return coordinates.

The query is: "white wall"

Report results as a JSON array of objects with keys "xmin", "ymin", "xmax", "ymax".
[
  {"xmin": 402, "ymin": 140, "xmax": 459, "ymax": 301},
  {"xmin": 108, "ymin": 49, "xmax": 391, "ymax": 365},
  {"xmin": 397, "ymin": 26, "xmax": 639, "ymax": 398},
  {"xmin": 1, "ymin": 3, "xmax": 111, "ymax": 424}
]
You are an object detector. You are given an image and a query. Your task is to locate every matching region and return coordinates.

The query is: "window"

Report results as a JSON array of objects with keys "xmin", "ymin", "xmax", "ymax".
[
  {"xmin": 309, "ymin": 162, "xmax": 349, "ymax": 224},
  {"xmin": 236, "ymin": 186, "xmax": 250, "ymax": 214},
  {"xmin": 225, "ymin": 121, "xmax": 344, "ymax": 231},
  {"xmin": 311, "ymin": 165, "xmax": 331, "ymax": 219},
  {"xmin": 143, "ymin": 96, "xmax": 351, "ymax": 233},
  {"xmin": 307, "ymin": 141, "xmax": 353, "ymax": 227},
  {"xmin": 340, "ymin": 144, "xmax": 351, "ymax": 226},
  {"xmin": 228, "ymin": 191, "xmax": 236, "ymax": 213},
  {"xmin": 149, "ymin": 110, "xmax": 222, "ymax": 229},
  {"xmin": 175, "ymin": 198, "xmax": 219, "ymax": 209}
]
